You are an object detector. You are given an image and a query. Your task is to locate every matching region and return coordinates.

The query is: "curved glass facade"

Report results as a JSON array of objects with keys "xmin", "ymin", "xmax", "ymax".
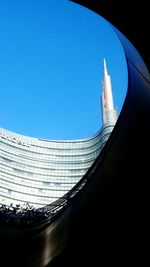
[
  {"xmin": 0, "ymin": 125, "xmax": 114, "ymax": 208},
  {"xmin": 0, "ymin": 60, "xmax": 118, "ymax": 208}
]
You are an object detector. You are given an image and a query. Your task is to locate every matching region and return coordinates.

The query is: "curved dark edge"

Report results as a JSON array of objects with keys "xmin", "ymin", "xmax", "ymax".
[{"xmin": 0, "ymin": 1, "xmax": 150, "ymax": 266}]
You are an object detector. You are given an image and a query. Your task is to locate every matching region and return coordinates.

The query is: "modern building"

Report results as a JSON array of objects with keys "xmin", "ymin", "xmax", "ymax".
[
  {"xmin": 0, "ymin": 59, "xmax": 118, "ymax": 208},
  {"xmin": 0, "ymin": 1, "xmax": 149, "ymax": 266}
]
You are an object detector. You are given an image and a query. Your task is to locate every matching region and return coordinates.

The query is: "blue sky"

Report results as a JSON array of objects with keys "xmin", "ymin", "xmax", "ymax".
[{"xmin": 0, "ymin": 0, "xmax": 127, "ymax": 140}]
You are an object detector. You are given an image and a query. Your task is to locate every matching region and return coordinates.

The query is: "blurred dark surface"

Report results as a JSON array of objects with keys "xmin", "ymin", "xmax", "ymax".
[{"xmin": 72, "ymin": 0, "xmax": 150, "ymax": 70}]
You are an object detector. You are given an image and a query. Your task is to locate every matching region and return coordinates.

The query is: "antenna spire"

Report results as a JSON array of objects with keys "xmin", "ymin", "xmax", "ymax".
[
  {"xmin": 101, "ymin": 58, "xmax": 118, "ymax": 125},
  {"xmin": 103, "ymin": 57, "xmax": 108, "ymax": 76}
]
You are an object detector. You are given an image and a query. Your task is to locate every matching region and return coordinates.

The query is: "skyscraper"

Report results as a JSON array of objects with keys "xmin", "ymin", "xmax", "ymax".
[{"xmin": 0, "ymin": 59, "xmax": 118, "ymax": 208}]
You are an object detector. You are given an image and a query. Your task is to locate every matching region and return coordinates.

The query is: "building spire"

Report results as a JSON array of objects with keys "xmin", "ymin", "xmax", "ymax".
[
  {"xmin": 103, "ymin": 57, "xmax": 108, "ymax": 76},
  {"xmin": 101, "ymin": 58, "xmax": 118, "ymax": 126}
]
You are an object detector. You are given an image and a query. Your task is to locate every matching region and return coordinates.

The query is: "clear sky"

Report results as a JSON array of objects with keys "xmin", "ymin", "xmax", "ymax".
[{"xmin": 0, "ymin": 0, "xmax": 127, "ymax": 140}]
